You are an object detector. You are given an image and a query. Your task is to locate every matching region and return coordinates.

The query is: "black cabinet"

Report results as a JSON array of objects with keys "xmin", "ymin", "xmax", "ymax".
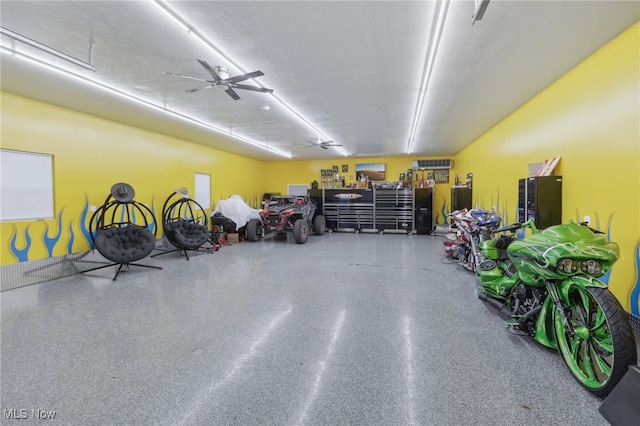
[
  {"xmin": 518, "ymin": 176, "xmax": 562, "ymax": 229},
  {"xmin": 415, "ymin": 188, "xmax": 433, "ymax": 234},
  {"xmin": 308, "ymin": 189, "xmax": 324, "ymax": 220},
  {"xmin": 375, "ymin": 188, "xmax": 413, "ymax": 232},
  {"xmin": 323, "ymin": 189, "xmax": 374, "ymax": 231},
  {"xmin": 451, "ymin": 187, "xmax": 472, "ymax": 211},
  {"xmin": 309, "ymin": 188, "xmax": 417, "ymax": 233}
]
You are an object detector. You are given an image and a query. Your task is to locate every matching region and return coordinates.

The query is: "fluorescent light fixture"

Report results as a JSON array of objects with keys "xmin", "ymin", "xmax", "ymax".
[
  {"xmin": 0, "ymin": 26, "xmax": 96, "ymax": 71},
  {"xmin": 406, "ymin": 0, "xmax": 450, "ymax": 154},
  {"xmin": 334, "ymin": 146, "xmax": 349, "ymax": 157},
  {"xmin": 147, "ymin": 1, "xmax": 189, "ymax": 32},
  {"xmin": 270, "ymin": 93, "xmax": 348, "ymax": 156},
  {"xmin": 0, "ymin": 46, "xmax": 291, "ymax": 158},
  {"xmin": 472, "ymin": 0, "xmax": 491, "ymax": 25},
  {"xmin": 149, "ymin": 0, "xmax": 347, "ymax": 157}
]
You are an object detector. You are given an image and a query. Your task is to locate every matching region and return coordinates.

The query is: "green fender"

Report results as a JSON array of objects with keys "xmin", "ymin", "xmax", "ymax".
[{"xmin": 533, "ymin": 276, "xmax": 608, "ymax": 349}]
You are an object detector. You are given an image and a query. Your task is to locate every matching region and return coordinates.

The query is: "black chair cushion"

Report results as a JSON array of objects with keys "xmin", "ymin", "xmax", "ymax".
[
  {"xmin": 94, "ymin": 224, "xmax": 156, "ymax": 264},
  {"xmin": 165, "ymin": 219, "xmax": 209, "ymax": 250}
]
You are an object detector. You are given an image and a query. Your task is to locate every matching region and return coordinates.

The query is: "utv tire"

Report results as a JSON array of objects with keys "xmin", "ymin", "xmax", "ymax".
[
  {"xmin": 554, "ymin": 286, "xmax": 637, "ymax": 397},
  {"xmin": 246, "ymin": 219, "xmax": 263, "ymax": 242},
  {"xmin": 313, "ymin": 215, "xmax": 326, "ymax": 235},
  {"xmin": 293, "ymin": 219, "xmax": 308, "ymax": 244}
]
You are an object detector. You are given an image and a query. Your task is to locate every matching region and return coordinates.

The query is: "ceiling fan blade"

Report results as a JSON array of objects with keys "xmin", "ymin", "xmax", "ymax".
[
  {"xmin": 232, "ymin": 84, "xmax": 273, "ymax": 93},
  {"xmin": 227, "ymin": 70, "xmax": 264, "ymax": 84},
  {"xmin": 186, "ymin": 84, "xmax": 216, "ymax": 93},
  {"xmin": 197, "ymin": 59, "xmax": 221, "ymax": 81},
  {"xmin": 163, "ymin": 72, "xmax": 211, "ymax": 83},
  {"xmin": 225, "ymin": 87, "xmax": 241, "ymax": 100},
  {"xmin": 321, "ymin": 145, "xmax": 329, "ymax": 150}
]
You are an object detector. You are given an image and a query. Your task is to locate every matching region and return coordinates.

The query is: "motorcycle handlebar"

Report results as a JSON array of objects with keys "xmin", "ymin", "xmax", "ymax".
[
  {"xmin": 493, "ymin": 223, "xmax": 522, "ymax": 233},
  {"xmin": 492, "ymin": 219, "xmax": 538, "ymax": 235},
  {"xmin": 579, "ymin": 222, "xmax": 605, "ymax": 234}
]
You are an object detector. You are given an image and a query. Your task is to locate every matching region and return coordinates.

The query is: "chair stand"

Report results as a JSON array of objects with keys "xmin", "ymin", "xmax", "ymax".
[
  {"xmin": 152, "ymin": 244, "xmax": 218, "ymax": 261},
  {"xmin": 80, "ymin": 261, "xmax": 163, "ymax": 281},
  {"xmin": 152, "ymin": 246, "xmax": 190, "ymax": 260}
]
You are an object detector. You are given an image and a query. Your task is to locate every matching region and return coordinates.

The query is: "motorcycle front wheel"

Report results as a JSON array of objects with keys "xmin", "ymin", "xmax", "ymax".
[{"xmin": 554, "ymin": 286, "xmax": 637, "ymax": 397}]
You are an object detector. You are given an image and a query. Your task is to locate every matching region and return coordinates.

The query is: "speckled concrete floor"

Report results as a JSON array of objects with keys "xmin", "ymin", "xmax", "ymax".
[{"xmin": 1, "ymin": 232, "xmax": 608, "ymax": 425}]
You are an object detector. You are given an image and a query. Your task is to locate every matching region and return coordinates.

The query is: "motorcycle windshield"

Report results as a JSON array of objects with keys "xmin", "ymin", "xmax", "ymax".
[{"xmin": 507, "ymin": 222, "xmax": 619, "ymax": 281}]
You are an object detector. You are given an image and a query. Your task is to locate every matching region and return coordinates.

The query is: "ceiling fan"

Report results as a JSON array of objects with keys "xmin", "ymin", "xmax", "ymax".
[
  {"xmin": 305, "ymin": 139, "xmax": 342, "ymax": 150},
  {"xmin": 163, "ymin": 59, "xmax": 273, "ymax": 100}
]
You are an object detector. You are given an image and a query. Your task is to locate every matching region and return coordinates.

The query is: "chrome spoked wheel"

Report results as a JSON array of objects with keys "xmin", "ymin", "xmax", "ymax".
[{"xmin": 554, "ymin": 286, "xmax": 636, "ymax": 397}]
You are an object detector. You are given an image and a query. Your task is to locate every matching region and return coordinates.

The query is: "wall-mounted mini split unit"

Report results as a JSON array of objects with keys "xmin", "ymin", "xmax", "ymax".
[{"xmin": 412, "ymin": 159, "xmax": 452, "ymax": 170}]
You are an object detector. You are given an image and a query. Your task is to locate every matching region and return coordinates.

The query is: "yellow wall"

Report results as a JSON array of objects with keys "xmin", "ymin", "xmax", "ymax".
[
  {"xmin": 0, "ymin": 92, "xmax": 266, "ymax": 264},
  {"xmin": 454, "ymin": 22, "xmax": 640, "ymax": 311}
]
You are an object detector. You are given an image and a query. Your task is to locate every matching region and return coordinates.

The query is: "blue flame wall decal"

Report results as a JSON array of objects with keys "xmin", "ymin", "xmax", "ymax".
[
  {"xmin": 630, "ymin": 241, "xmax": 640, "ymax": 316},
  {"xmin": 438, "ymin": 198, "xmax": 447, "ymax": 225},
  {"xmin": 149, "ymin": 196, "xmax": 157, "ymax": 234},
  {"xmin": 79, "ymin": 197, "xmax": 94, "ymax": 250},
  {"xmin": 43, "ymin": 208, "xmax": 64, "ymax": 257},
  {"xmin": 10, "ymin": 226, "xmax": 31, "ymax": 262},
  {"xmin": 67, "ymin": 221, "xmax": 75, "ymax": 254},
  {"xmin": 185, "ymin": 204, "xmax": 196, "ymax": 222}
]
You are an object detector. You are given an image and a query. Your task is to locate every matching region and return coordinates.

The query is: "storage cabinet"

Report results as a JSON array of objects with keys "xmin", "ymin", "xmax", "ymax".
[
  {"xmin": 323, "ymin": 189, "xmax": 374, "ymax": 231},
  {"xmin": 374, "ymin": 189, "xmax": 413, "ymax": 232},
  {"xmin": 308, "ymin": 189, "xmax": 323, "ymax": 213},
  {"xmin": 415, "ymin": 188, "xmax": 433, "ymax": 234},
  {"xmin": 451, "ymin": 186, "xmax": 473, "ymax": 211},
  {"xmin": 517, "ymin": 176, "xmax": 562, "ymax": 229},
  {"xmin": 309, "ymin": 188, "xmax": 415, "ymax": 233}
]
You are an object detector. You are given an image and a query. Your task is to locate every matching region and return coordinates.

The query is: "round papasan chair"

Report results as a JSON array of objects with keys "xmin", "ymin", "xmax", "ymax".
[
  {"xmin": 84, "ymin": 183, "xmax": 162, "ymax": 281},
  {"xmin": 152, "ymin": 187, "xmax": 213, "ymax": 260}
]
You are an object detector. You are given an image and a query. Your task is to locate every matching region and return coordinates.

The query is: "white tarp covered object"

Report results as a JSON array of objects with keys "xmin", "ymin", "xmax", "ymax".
[{"xmin": 213, "ymin": 195, "xmax": 261, "ymax": 229}]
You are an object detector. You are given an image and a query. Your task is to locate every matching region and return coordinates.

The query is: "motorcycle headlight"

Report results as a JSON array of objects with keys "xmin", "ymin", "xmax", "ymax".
[
  {"xmin": 557, "ymin": 259, "xmax": 579, "ymax": 274},
  {"xmin": 580, "ymin": 259, "xmax": 603, "ymax": 275}
]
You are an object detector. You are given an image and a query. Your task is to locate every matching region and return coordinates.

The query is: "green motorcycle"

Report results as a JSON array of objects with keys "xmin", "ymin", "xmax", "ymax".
[{"xmin": 476, "ymin": 220, "xmax": 637, "ymax": 397}]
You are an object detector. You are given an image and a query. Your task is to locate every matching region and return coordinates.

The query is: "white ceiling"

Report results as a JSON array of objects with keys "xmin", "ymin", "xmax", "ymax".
[{"xmin": 1, "ymin": 1, "xmax": 638, "ymax": 161}]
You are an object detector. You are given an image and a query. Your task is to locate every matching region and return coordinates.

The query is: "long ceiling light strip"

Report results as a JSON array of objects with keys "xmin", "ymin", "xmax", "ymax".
[
  {"xmin": 149, "ymin": 0, "xmax": 348, "ymax": 157},
  {"xmin": 269, "ymin": 92, "xmax": 349, "ymax": 157},
  {"xmin": 0, "ymin": 46, "xmax": 292, "ymax": 158},
  {"xmin": 406, "ymin": 0, "xmax": 450, "ymax": 154},
  {"xmin": 0, "ymin": 26, "xmax": 96, "ymax": 71}
]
